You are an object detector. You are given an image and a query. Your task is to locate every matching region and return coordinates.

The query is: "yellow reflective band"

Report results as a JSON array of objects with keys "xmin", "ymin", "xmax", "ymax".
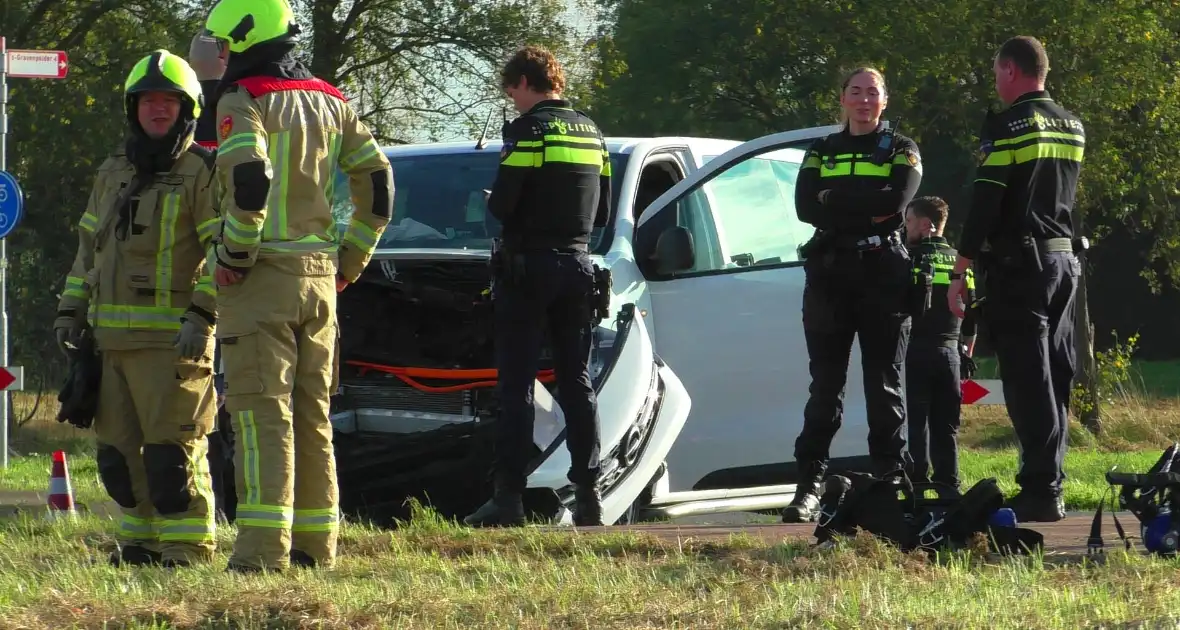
[
  {"xmin": 993, "ymin": 130, "xmax": 1085, "ymax": 147},
  {"xmin": 1010, "ymin": 142, "xmax": 1084, "ymax": 164},
  {"xmin": 323, "ymin": 132, "xmax": 342, "ymax": 205},
  {"xmin": 196, "ymin": 217, "xmax": 220, "ymax": 244},
  {"xmin": 119, "ymin": 514, "xmax": 159, "ymax": 539},
  {"xmin": 819, "ymin": 162, "xmax": 894, "ymax": 178},
  {"xmin": 543, "ymin": 146, "xmax": 603, "ymax": 167},
  {"xmin": 63, "ymin": 275, "xmax": 88, "ymax": 300},
  {"xmin": 501, "ymin": 149, "xmax": 542, "ymax": 168},
  {"xmin": 601, "ymin": 154, "xmax": 612, "ymax": 177},
  {"xmin": 266, "ymin": 131, "xmax": 291, "ymax": 240},
  {"xmin": 259, "ymin": 236, "xmax": 337, "ymax": 254},
  {"xmin": 802, "ymin": 155, "xmax": 821, "ymax": 170},
  {"xmin": 343, "ymin": 219, "xmax": 379, "ymax": 254},
  {"xmin": 195, "ymin": 276, "xmax": 216, "ymax": 298},
  {"xmin": 293, "ymin": 508, "xmax": 339, "ymax": 533},
  {"xmin": 218, "ymin": 132, "xmax": 261, "ymax": 156},
  {"xmin": 158, "ymin": 517, "xmax": 215, "ymax": 543},
  {"xmin": 79, "ymin": 212, "xmax": 98, "ymax": 233},
  {"xmin": 514, "ymin": 140, "xmax": 543, "ymax": 148},
  {"xmin": 543, "ymin": 134, "xmax": 601, "ymax": 146},
  {"xmin": 340, "ymin": 139, "xmax": 381, "ymax": 173},
  {"xmin": 224, "ymin": 213, "xmax": 261, "ymax": 246},
  {"xmin": 91, "ymin": 304, "xmax": 186, "ymax": 330},
  {"xmin": 155, "ymin": 191, "xmax": 182, "ymax": 309},
  {"xmin": 237, "ymin": 410, "xmax": 262, "ymax": 506},
  {"xmin": 237, "ymin": 504, "xmax": 295, "ymax": 529}
]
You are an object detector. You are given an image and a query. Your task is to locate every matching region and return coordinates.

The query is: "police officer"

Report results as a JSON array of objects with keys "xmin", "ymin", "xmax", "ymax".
[
  {"xmin": 781, "ymin": 67, "xmax": 923, "ymax": 523},
  {"xmin": 188, "ymin": 31, "xmax": 237, "ymax": 525},
  {"xmin": 902, "ymin": 196, "xmax": 977, "ymax": 490},
  {"xmin": 948, "ymin": 36, "xmax": 1085, "ymax": 523},
  {"xmin": 202, "ymin": 0, "xmax": 394, "ymax": 572},
  {"xmin": 463, "ymin": 45, "xmax": 612, "ymax": 528},
  {"xmin": 54, "ymin": 50, "xmax": 221, "ymax": 567}
]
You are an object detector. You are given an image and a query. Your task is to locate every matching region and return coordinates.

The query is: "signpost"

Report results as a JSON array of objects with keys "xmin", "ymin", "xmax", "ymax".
[{"xmin": 0, "ymin": 36, "xmax": 69, "ymax": 468}]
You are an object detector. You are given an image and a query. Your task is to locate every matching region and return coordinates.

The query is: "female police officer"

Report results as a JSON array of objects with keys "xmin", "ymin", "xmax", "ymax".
[{"xmin": 781, "ymin": 67, "xmax": 923, "ymax": 523}]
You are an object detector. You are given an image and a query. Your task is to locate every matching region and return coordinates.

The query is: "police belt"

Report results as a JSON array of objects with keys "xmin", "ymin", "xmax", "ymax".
[{"xmin": 832, "ymin": 231, "xmax": 902, "ymax": 252}]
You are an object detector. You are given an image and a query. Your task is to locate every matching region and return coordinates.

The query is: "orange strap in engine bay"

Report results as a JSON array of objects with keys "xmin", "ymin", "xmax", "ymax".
[{"xmin": 345, "ymin": 360, "xmax": 557, "ymax": 393}]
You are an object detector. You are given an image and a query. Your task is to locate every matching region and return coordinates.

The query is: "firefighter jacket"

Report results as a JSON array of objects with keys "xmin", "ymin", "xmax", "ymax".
[
  {"xmin": 211, "ymin": 76, "xmax": 394, "ymax": 281},
  {"xmin": 58, "ymin": 143, "xmax": 220, "ymax": 352}
]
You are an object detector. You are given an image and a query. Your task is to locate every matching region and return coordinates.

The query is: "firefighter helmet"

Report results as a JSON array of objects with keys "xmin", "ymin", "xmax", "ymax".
[
  {"xmin": 204, "ymin": 0, "xmax": 299, "ymax": 55},
  {"xmin": 123, "ymin": 49, "xmax": 204, "ymax": 121}
]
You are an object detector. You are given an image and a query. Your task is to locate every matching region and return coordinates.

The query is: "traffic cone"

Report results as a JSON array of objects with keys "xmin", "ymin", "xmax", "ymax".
[{"xmin": 47, "ymin": 450, "xmax": 76, "ymax": 518}]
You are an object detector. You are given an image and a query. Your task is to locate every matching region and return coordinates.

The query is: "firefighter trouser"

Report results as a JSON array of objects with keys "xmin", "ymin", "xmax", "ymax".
[
  {"xmin": 983, "ymin": 250, "xmax": 1080, "ymax": 497},
  {"xmin": 794, "ymin": 243, "xmax": 913, "ymax": 474},
  {"xmin": 493, "ymin": 250, "xmax": 602, "ymax": 491},
  {"xmin": 93, "ymin": 348, "xmax": 217, "ymax": 563},
  {"xmin": 905, "ymin": 344, "xmax": 962, "ymax": 488},
  {"xmin": 216, "ymin": 263, "xmax": 339, "ymax": 571}
]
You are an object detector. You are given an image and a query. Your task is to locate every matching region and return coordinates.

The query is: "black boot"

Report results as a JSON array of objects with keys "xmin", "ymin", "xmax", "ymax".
[
  {"xmin": 572, "ymin": 484, "xmax": 604, "ymax": 526},
  {"xmin": 109, "ymin": 544, "xmax": 162, "ymax": 567},
  {"xmin": 1005, "ymin": 490, "xmax": 1066, "ymax": 523},
  {"xmin": 464, "ymin": 474, "xmax": 526, "ymax": 528},
  {"xmin": 290, "ymin": 549, "xmax": 318, "ymax": 568},
  {"xmin": 782, "ymin": 461, "xmax": 826, "ymax": 523}
]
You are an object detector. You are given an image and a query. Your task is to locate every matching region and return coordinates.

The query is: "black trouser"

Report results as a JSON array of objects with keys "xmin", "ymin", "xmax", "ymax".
[
  {"xmin": 207, "ymin": 404, "xmax": 237, "ymax": 523},
  {"xmin": 983, "ymin": 250, "xmax": 1079, "ymax": 497},
  {"xmin": 493, "ymin": 249, "xmax": 602, "ymax": 491},
  {"xmin": 905, "ymin": 343, "xmax": 962, "ymax": 488},
  {"xmin": 794, "ymin": 242, "xmax": 913, "ymax": 474}
]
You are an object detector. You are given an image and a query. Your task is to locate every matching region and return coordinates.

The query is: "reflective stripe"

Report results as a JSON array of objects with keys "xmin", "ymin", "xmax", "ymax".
[
  {"xmin": 120, "ymin": 514, "xmax": 158, "ymax": 539},
  {"xmin": 324, "ymin": 131, "xmax": 342, "ymax": 206},
  {"xmin": 259, "ymin": 237, "xmax": 338, "ymax": 254},
  {"xmin": 543, "ymin": 146, "xmax": 603, "ymax": 167},
  {"xmin": 91, "ymin": 304, "xmax": 186, "ymax": 330},
  {"xmin": 155, "ymin": 191, "xmax": 182, "ymax": 308},
  {"xmin": 196, "ymin": 217, "xmax": 220, "ymax": 244},
  {"xmin": 343, "ymin": 219, "xmax": 379, "ymax": 254},
  {"xmin": 502, "ymin": 146, "xmax": 542, "ymax": 168},
  {"xmin": 63, "ymin": 275, "xmax": 88, "ymax": 300},
  {"xmin": 218, "ymin": 132, "xmax": 260, "ymax": 156},
  {"xmin": 79, "ymin": 212, "xmax": 98, "ymax": 233},
  {"xmin": 266, "ymin": 131, "xmax": 292, "ymax": 240},
  {"xmin": 340, "ymin": 139, "xmax": 380, "ymax": 172},
  {"xmin": 224, "ymin": 212, "xmax": 261, "ymax": 246},
  {"xmin": 293, "ymin": 507, "xmax": 339, "ymax": 533},
  {"xmin": 237, "ymin": 504, "xmax": 294, "ymax": 529},
  {"xmin": 236, "ymin": 410, "xmax": 261, "ymax": 506},
  {"xmin": 819, "ymin": 161, "xmax": 893, "ymax": 178},
  {"xmin": 158, "ymin": 517, "xmax": 215, "ymax": 543}
]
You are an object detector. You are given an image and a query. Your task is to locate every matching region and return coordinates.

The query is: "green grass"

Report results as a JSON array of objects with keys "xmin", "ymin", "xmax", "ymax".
[
  {"xmin": 6, "ymin": 382, "xmax": 1180, "ymax": 627},
  {"xmin": 971, "ymin": 357, "xmax": 1180, "ymax": 398}
]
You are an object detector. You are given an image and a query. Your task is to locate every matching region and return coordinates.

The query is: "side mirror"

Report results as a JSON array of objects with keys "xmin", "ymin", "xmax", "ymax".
[{"xmin": 654, "ymin": 226, "xmax": 695, "ymax": 275}]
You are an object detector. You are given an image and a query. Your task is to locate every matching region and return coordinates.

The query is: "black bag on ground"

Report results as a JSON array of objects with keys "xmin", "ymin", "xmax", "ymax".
[
  {"xmin": 56, "ymin": 327, "xmax": 101, "ymax": 430},
  {"xmin": 812, "ymin": 469, "xmax": 1044, "ymax": 555}
]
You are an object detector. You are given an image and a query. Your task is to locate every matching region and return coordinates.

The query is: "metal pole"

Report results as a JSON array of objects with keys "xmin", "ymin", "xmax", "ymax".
[{"xmin": 1, "ymin": 35, "xmax": 10, "ymax": 469}]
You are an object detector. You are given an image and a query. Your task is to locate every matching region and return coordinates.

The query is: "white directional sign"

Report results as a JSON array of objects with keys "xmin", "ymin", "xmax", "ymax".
[{"xmin": 5, "ymin": 49, "xmax": 68, "ymax": 79}]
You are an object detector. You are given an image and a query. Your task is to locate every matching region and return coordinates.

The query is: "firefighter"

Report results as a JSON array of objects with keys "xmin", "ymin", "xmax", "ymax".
[
  {"xmin": 187, "ymin": 31, "xmax": 237, "ymax": 525},
  {"xmin": 781, "ymin": 67, "xmax": 923, "ymax": 523},
  {"xmin": 902, "ymin": 196, "xmax": 976, "ymax": 489},
  {"xmin": 463, "ymin": 45, "xmax": 611, "ymax": 528},
  {"xmin": 202, "ymin": 0, "xmax": 394, "ymax": 572},
  {"xmin": 53, "ymin": 50, "xmax": 221, "ymax": 567},
  {"xmin": 948, "ymin": 36, "xmax": 1085, "ymax": 523}
]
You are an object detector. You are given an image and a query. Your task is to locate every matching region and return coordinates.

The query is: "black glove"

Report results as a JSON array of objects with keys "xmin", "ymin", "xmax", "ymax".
[{"xmin": 960, "ymin": 351, "xmax": 977, "ymax": 381}]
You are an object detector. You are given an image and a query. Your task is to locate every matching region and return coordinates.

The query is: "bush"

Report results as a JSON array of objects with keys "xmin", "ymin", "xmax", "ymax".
[{"xmin": 1071, "ymin": 330, "xmax": 1140, "ymax": 420}]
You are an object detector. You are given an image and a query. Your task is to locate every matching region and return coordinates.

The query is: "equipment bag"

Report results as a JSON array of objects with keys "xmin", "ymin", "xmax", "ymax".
[
  {"xmin": 813, "ymin": 470, "xmax": 1043, "ymax": 556},
  {"xmin": 1089, "ymin": 443, "xmax": 1180, "ymax": 557}
]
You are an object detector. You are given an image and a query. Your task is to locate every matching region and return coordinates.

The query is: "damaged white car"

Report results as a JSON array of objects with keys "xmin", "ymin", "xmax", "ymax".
[{"xmin": 329, "ymin": 123, "xmax": 881, "ymax": 527}]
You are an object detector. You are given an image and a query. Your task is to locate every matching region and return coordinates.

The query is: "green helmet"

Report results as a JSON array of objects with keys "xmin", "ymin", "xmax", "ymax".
[
  {"xmin": 204, "ymin": 0, "xmax": 299, "ymax": 55},
  {"xmin": 124, "ymin": 50, "xmax": 204, "ymax": 121}
]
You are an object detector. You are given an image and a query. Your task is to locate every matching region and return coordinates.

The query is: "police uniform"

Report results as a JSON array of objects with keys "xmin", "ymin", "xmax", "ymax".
[
  {"xmin": 54, "ymin": 50, "xmax": 221, "ymax": 567},
  {"xmin": 463, "ymin": 99, "xmax": 612, "ymax": 528},
  {"xmin": 204, "ymin": 0, "xmax": 394, "ymax": 572},
  {"xmin": 906, "ymin": 236, "xmax": 976, "ymax": 489},
  {"xmin": 781, "ymin": 121, "xmax": 923, "ymax": 523},
  {"xmin": 957, "ymin": 90, "xmax": 1085, "ymax": 522}
]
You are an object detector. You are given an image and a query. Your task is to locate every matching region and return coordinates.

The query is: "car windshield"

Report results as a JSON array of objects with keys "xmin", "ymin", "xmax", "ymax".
[{"xmin": 331, "ymin": 149, "xmax": 629, "ymax": 253}]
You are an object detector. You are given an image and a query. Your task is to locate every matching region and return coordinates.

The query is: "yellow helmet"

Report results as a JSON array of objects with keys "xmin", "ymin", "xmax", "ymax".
[
  {"xmin": 124, "ymin": 49, "xmax": 204, "ymax": 121},
  {"xmin": 204, "ymin": 0, "xmax": 299, "ymax": 55}
]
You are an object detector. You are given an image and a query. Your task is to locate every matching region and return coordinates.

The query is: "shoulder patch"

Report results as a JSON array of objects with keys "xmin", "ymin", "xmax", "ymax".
[
  {"xmin": 219, "ymin": 115, "xmax": 233, "ymax": 140},
  {"xmin": 500, "ymin": 138, "xmax": 516, "ymax": 159},
  {"xmin": 977, "ymin": 140, "xmax": 994, "ymax": 166}
]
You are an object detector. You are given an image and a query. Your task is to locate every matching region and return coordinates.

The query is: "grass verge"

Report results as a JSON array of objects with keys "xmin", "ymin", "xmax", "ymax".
[{"xmin": 2, "ymin": 508, "xmax": 1180, "ymax": 629}]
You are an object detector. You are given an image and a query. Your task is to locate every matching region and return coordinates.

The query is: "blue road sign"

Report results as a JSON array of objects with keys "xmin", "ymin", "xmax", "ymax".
[{"xmin": 0, "ymin": 171, "xmax": 24, "ymax": 240}]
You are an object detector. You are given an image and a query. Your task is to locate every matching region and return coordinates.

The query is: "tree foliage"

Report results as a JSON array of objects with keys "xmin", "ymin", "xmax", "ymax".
[{"xmin": 589, "ymin": 0, "xmax": 1180, "ymax": 291}]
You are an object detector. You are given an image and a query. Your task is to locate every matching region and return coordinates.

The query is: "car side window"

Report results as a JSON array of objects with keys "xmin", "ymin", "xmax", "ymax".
[
  {"xmin": 708, "ymin": 147, "xmax": 815, "ymax": 267},
  {"xmin": 635, "ymin": 187, "xmax": 725, "ymax": 278}
]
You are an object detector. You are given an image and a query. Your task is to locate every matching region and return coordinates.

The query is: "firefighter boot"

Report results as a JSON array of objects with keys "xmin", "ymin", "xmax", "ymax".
[
  {"xmin": 572, "ymin": 483, "xmax": 604, "ymax": 526},
  {"xmin": 781, "ymin": 461, "xmax": 826, "ymax": 523},
  {"xmin": 463, "ymin": 473, "xmax": 526, "ymax": 527}
]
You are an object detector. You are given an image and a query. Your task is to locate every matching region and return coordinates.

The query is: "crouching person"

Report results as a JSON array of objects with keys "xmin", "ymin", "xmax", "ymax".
[{"xmin": 53, "ymin": 50, "xmax": 221, "ymax": 568}]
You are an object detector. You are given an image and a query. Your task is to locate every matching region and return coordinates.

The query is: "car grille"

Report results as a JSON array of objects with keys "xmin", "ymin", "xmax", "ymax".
[{"xmin": 342, "ymin": 379, "xmax": 469, "ymax": 416}]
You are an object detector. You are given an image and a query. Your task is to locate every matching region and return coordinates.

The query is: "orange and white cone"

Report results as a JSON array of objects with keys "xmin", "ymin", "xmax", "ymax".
[{"xmin": 47, "ymin": 449, "xmax": 76, "ymax": 518}]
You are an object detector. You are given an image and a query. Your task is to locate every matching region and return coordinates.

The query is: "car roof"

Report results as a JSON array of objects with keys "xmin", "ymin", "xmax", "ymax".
[{"xmin": 381, "ymin": 137, "xmax": 736, "ymax": 158}]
